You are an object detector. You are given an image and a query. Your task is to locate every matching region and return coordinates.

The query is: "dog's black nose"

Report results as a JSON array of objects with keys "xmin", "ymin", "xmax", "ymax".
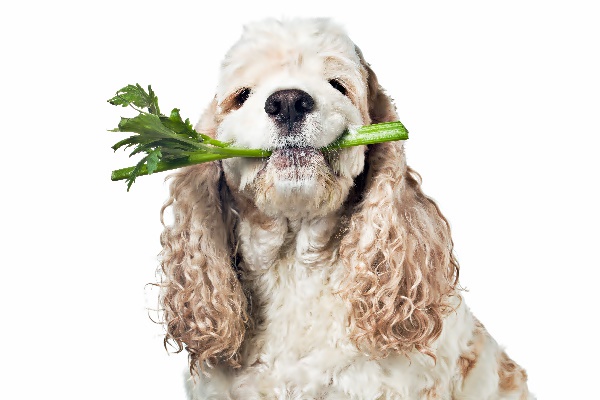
[{"xmin": 264, "ymin": 89, "xmax": 315, "ymax": 132}]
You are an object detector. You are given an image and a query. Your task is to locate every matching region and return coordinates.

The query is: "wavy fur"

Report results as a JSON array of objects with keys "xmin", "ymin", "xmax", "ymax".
[
  {"xmin": 340, "ymin": 59, "xmax": 460, "ymax": 357},
  {"xmin": 160, "ymin": 163, "xmax": 247, "ymax": 372},
  {"xmin": 340, "ymin": 146, "xmax": 459, "ymax": 357}
]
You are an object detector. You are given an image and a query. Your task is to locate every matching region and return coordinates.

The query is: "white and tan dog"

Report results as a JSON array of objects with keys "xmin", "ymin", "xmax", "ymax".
[{"xmin": 159, "ymin": 18, "xmax": 533, "ymax": 399}]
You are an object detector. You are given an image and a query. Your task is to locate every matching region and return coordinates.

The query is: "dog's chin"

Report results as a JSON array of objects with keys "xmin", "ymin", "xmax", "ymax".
[
  {"xmin": 247, "ymin": 147, "xmax": 351, "ymax": 219},
  {"xmin": 268, "ymin": 147, "xmax": 325, "ymax": 191}
]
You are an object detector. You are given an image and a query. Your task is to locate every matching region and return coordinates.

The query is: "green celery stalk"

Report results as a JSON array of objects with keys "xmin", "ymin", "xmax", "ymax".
[{"xmin": 110, "ymin": 122, "xmax": 408, "ymax": 182}]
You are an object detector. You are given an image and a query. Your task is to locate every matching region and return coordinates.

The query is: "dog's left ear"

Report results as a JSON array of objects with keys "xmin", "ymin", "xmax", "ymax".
[{"xmin": 339, "ymin": 49, "xmax": 460, "ymax": 359}]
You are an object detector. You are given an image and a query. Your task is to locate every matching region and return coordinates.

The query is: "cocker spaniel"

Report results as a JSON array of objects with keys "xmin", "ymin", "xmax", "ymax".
[{"xmin": 158, "ymin": 18, "xmax": 533, "ymax": 399}]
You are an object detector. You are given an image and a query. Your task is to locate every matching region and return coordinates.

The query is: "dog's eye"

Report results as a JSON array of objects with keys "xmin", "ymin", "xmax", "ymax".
[
  {"xmin": 234, "ymin": 88, "xmax": 251, "ymax": 107},
  {"xmin": 328, "ymin": 79, "xmax": 347, "ymax": 96}
]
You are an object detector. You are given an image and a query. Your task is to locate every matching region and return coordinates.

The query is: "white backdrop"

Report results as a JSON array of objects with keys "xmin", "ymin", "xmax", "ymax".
[{"xmin": 2, "ymin": 1, "xmax": 598, "ymax": 399}]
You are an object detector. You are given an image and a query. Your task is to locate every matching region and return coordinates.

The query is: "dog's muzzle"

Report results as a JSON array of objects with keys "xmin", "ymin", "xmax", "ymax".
[{"xmin": 262, "ymin": 89, "xmax": 331, "ymax": 181}]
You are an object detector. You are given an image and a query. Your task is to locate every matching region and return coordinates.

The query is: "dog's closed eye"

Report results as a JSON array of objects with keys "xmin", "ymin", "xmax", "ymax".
[{"xmin": 328, "ymin": 79, "xmax": 347, "ymax": 96}]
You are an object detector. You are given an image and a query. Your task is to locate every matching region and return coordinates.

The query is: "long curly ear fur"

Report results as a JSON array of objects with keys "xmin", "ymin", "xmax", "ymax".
[
  {"xmin": 340, "ymin": 52, "xmax": 460, "ymax": 358},
  {"xmin": 159, "ymin": 100, "xmax": 247, "ymax": 374}
]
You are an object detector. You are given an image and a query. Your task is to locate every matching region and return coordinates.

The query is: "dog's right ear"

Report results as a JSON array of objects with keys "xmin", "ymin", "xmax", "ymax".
[{"xmin": 159, "ymin": 98, "xmax": 247, "ymax": 374}]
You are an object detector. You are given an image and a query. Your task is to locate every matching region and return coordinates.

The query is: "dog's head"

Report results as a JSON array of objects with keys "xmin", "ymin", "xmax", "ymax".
[
  {"xmin": 160, "ymin": 18, "xmax": 458, "ymax": 374},
  {"xmin": 196, "ymin": 18, "xmax": 397, "ymax": 218}
]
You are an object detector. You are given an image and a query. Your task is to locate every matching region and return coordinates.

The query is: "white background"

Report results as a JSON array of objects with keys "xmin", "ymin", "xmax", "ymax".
[{"xmin": 2, "ymin": 0, "xmax": 598, "ymax": 398}]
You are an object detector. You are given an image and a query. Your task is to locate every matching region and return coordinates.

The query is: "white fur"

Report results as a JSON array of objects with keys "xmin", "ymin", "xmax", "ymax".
[{"xmin": 181, "ymin": 18, "xmax": 534, "ymax": 400}]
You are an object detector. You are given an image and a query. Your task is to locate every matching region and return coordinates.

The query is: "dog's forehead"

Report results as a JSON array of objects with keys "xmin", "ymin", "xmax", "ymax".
[{"xmin": 217, "ymin": 19, "xmax": 361, "ymax": 98}]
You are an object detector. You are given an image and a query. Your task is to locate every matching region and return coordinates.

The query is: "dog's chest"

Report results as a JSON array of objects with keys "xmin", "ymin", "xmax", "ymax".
[
  {"xmin": 229, "ymin": 259, "xmax": 420, "ymax": 399},
  {"xmin": 235, "ymin": 260, "xmax": 367, "ymax": 397},
  {"xmin": 237, "ymin": 216, "xmax": 353, "ymax": 361},
  {"xmin": 242, "ymin": 258, "xmax": 350, "ymax": 368}
]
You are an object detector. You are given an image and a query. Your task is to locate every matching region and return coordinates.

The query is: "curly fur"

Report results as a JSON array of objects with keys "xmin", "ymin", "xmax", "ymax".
[
  {"xmin": 158, "ymin": 18, "xmax": 534, "ymax": 399},
  {"xmin": 160, "ymin": 162, "xmax": 248, "ymax": 372},
  {"xmin": 339, "ymin": 145, "xmax": 459, "ymax": 359}
]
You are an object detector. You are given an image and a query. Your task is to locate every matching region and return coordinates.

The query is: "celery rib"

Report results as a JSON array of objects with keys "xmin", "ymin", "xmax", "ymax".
[{"xmin": 110, "ymin": 121, "xmax": 408, "ymax": 182}]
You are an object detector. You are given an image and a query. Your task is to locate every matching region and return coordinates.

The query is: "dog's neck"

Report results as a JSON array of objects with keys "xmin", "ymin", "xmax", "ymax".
[
  {"xmin": 227, "ymin": 189, "xmax": 350, "ymax": 328},
  {"xmin": 231, "ymin": 194, "xmax": 350, "ymax": 354},
  {"xmin": 234, "ymin": 201, "xmax": 343, "ymax": 272}
]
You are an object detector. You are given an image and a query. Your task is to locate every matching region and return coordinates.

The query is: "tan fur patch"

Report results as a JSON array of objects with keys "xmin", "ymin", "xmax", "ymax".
[
  {"xmin": 521, "ymin": 390, "xmax": 530, "ymax": 400},
  {"xmin": 458, "ymin": 320, "xmax": 486, "ymax": 378},
  {"xmin": 232, "ymin": 190, "xmax": 280, "ymax": 231},
  {"xmin": 419, "ymin": 380, "xmax": 440, "ymax": 399},
  {"xmin": 498, "ymin": 351, "xmax": 529, "ymax": 395}
]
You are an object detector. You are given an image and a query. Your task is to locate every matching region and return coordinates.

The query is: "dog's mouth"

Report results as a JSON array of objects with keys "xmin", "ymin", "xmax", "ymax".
[
  {"xmin": 266, "ymin": 128, "xmax": 347, "ymax": 170},
  {"xmin": 259, "ymin": 146, "xmax": 330, "ymax": 186},
  {"xmin": 269, "ymin": 147, "xmax": 324, "ymax": 169}
]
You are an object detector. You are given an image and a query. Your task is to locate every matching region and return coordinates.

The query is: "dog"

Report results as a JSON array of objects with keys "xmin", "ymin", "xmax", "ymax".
[{"xmin": 158, "ymin": 18, "xmax": 533, "ymax": 399}]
